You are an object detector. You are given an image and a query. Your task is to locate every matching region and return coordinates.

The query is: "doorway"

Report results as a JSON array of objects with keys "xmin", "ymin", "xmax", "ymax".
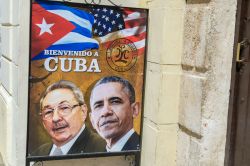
[{"xmin": 225, "ymin": 0, "xmax": 250, "ymax": 165}]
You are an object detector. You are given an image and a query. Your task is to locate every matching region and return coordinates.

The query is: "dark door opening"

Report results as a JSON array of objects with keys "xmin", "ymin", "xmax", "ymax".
[{"xmin": 225, "ymin": 0, "xmax": 250, "ymax": 165}]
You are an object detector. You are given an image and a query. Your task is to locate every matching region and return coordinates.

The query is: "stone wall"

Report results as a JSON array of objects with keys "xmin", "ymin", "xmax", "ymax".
[
  {"xmin": 0, "ymin": 0, "xmax": 27, "ymax": 165},
  {"xmin": 140, "ymin": 0, "xmax": 185, "ymax": 165},
  {"xmin": 177, "ymin": 0, "xmax": 237, "ymax": 165}
]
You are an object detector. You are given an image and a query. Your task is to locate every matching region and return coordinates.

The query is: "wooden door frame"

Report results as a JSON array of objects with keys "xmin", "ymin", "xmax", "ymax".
[{"xmin": 224, "ymin": 0, "xmax": 247, "ymax": 165}]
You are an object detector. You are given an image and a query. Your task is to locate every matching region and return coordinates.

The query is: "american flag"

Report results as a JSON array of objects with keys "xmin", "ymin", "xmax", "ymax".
[{"xmin": 89, "ymin": 7, "xmax": 147, "ymax": 55}]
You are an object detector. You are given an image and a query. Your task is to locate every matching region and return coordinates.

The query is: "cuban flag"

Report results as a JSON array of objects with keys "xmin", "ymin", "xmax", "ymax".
[{"xmin": 31, "ymin": 0, "xmax": 99, "ymax": 60}]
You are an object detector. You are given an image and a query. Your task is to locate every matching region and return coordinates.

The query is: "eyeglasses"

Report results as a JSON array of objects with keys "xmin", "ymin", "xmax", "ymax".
[{"xmin": 40, "ymin": 103, "xmax": 82, "ymax": 120}]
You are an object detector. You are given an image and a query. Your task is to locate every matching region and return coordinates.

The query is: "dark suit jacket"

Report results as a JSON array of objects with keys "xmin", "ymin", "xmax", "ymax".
[
  {"xmin": 32, "ymin": 127, "xmax": 106, "ymax": 156},
  {"xmin": 122, "ymin": 132, "xmax": 140, "ymax": 151}
]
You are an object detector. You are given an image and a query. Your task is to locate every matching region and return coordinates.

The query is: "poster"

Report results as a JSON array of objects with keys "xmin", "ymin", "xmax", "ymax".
[{"xmin": 27, "ymin": 0, "xmax": 147, "ymax": 161}]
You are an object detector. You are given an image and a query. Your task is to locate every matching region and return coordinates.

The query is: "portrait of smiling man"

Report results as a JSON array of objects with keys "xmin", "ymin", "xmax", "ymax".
[
  {"xmin": 90, "ymin": 76, "xmax": 141, "ymax": 152},
  {"xmin": 32, "ymin": 80, "xmax": 105, "ymax": 156}
]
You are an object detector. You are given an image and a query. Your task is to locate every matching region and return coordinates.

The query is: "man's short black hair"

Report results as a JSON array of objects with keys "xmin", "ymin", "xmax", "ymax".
[{"xmin": 91, "ymin": 76, "xmax": 135, "ymax": 104}]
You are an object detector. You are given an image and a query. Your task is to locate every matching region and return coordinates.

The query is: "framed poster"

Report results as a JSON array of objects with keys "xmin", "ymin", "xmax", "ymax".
[{"xmin": 26, "ymin": 0, "xmax": 148, "ymax": 164}]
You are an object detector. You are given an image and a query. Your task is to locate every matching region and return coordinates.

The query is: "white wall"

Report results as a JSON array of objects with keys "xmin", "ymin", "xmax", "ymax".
[{"xmin": 0, "ymin": 0, "xmax": 29, "ymax": 165}]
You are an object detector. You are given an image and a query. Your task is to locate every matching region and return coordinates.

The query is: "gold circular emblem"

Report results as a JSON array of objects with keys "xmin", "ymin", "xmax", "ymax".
[{"xmin": 106, "ymin": 38, "xmax": 138, "ymax": 72}]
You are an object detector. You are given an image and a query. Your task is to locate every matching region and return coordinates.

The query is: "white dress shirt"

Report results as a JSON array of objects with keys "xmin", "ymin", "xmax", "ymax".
[
  {"xmin": 106, "ymin": 129, "xmax": 135, "ymax": 152},
  {"xmin": 49, "ymin": 124, "xmax": 85, "ymax": 155}
]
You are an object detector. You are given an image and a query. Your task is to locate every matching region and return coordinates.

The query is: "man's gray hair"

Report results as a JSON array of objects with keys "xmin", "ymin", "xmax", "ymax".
[
  {"xmin": 40, "ymin": 80, "xmax": 84, "ymax": 110},
  {"xmin": 91, "ymin": 76, "xmax": 135, "ymax": 104}
]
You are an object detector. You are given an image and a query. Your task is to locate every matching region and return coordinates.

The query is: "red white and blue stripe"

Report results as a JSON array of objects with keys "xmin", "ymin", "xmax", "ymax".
[{"xmin": 90, "ymin": 7, "xmax": 147, "ymax": 55}]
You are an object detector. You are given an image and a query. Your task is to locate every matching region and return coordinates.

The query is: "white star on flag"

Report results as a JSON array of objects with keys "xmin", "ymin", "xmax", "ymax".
[{"xmin": 36, "ymin": 18, "xmax": 54, "ymax": 36}]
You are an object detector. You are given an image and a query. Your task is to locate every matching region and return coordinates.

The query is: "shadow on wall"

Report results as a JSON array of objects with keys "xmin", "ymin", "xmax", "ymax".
[
  {"xmin": 0, "ymin": 153, "xmax": 4, "ymax": 166},
  {"xmin": 186, "ymin": 0, "xmax": 211, "ymax": 4}
]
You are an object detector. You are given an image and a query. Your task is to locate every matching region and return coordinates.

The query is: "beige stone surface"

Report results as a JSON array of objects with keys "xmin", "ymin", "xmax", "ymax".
[
  {"xmin": 145, "ymin": 0, "xmax": 185, "ymax": 9},
  {"xmin": 177, "ymin": 130, "xmax": 202, "ymax": 166},
  {"xmin": 0, "ymin": 89, "xmax": 7, "ymax": 165},
  {"xmin": 141, "ymin": 119, "xmax": 178, "ymax": 166},
  {"xmin": 15, "ymin": 1, "xmax": 30, "ymax": 166},
  {"xmin": 0, "ymin": 0, "xmax": 20, "ymax": 25},
  {"xmin": 6, "ymin": 102, "xmax": 18, "ymax": 166},
  {"xmin": 177, "ymin": 130, "xmax": 190, "ymax": 166},
  {"xmin": 156, "ymin": 124, "xmax": 178, "ymax": 166},
  {"xmin": 178, "ymin": 0, "xmax": 237, "ymax": 165},
  {"xmin": 141, "ymin": 119, "xmax": 157, "ymax": 166},
  {"xmin": 0, "ymin": 153, "xmax": 4, "ymax": 166},
  {"xmin": 0, "ymin": 86, "xmax": 17, "ymax": 166},
  {"xmin": 53, "ymin": 0, "xmax": 142, "ymax": 8},
  {"xmin": 0, "ymin": 57, "xmax": 18, "ymax": 100},
  {"xmin": 0, "ymin": 26, "xmax": 19, "ymax": 65},
  {"xmin": 182, "ymin": 5, "xmax": 210, "ymax": 69},
  {"xmin": 144, "ymin": 62, "xmax": 181, "ymax": 124},
  {"xmin": 147, "ymin": 7, "xmax": 184, "ymax": 64},
  {"xmin": 179, "ymin": 73, "xmax": 206, "ymax": 135},
  {"xmin": 0, "ymin": 0, "xmax": 29, "ymax": 165},
  {"xmin": 188, "ymin": 138, "xmax": 200, "ymax": 165},
  {"xmin": 199, "ymin": 1, "xmax": 236, "ymax": 165}
]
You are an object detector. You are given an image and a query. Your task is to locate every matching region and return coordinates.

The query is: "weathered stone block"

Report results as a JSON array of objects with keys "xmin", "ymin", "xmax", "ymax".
[
  {"xmin": 52, "ymin": 0, "xmax": 141, "ymax": 8},
  {"xmin": 0, "ymin": 27, "xmax": 10, "ymax": 59},
  {"xmin": 0, "ymin": 58, "xmax": 10, "ymax": 94},
  {"xmin": 179, "ymin": 73, "xmax": 205, "ymax": 135},
  {"xmin": 12, "ymin": 65, "xmax": 18, "ymax": 106},
  {"xmin": 147, "ymin": 7, "xmax": 183, "ymax": 65},
  {"xmin": 98, "ymin": 0, "xmax": 141, "ymax": 7},
  {"xmin": 177, "ymin": 130, "xmax": 202, "ymax": 166},
  {"xmin": 144, "ymin": 62, "xmax": 160, "ymax": 123},
  {"xmin": 5, "ymin": 101, "xmax": 17, "ymax": 166},
  {"xmin": 1, "ymin": 26, "xmax": 19, "ymax": 65},
  {"xmin": 141, "ymin": 120, "xmax": 178, "ymax": 166},
  {"xmin": 0, "ymin": 0, "xmax": 19, "ymax": 25},
  {"xmin": 0, "ymin": 86, "xmax": 15, "ymax": 166},
  {"xmin": 177, "ymin": 130, "xmax": 190, "ymax": 166},
  {"xmin": 0, "ymin": 152, "xmax": 4, "ymax": 166},
  {"xmin": 145, "ymin": 0, "xmax": 185, "ymax": 9},
  {"xmin": 181, "ymin": 2, "xmax": 236, "ymax": 166},
  {"xmin": 156, "ymin": 124, "xmax": 178, "ymax": 166},
  {"xmin": 144, "ymin": 62, "xmax": 181, "ymax": 124},
  {"xmin": 158, "ymin": 66, "xmax": 181, "ymax": 123},
  {"xmin": 0, "ymin": 57, "xmax": 18, "ymax": 102},
  {"xmin": 0, "ymin": 90, "xmax": 7, "ymax": 164},
  {"xmin": 199, "ymin": 118, "xmax": 228, "ymax": 165},
  {"xmin": 182, "ymin": 6, "xmax": 209, "ymax": 69},
  {"xmin": 141, "ymin": 120, "xmax": 158, "ymax": 166},
  {"xmin": 0, "ymin": 57, "xmax": 1, "ymax": 86},
  {"xmin": 188, "ymin": 138, "xmax": 201, "ymax": 166}
]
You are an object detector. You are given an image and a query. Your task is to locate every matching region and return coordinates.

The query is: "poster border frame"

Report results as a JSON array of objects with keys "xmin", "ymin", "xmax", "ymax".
[{"xmin": 25, "ymin": 0, "xmax": 149, "ymax": 165}]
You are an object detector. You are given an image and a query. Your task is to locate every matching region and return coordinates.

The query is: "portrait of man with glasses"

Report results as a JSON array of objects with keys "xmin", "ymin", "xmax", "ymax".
[{"xmin": 32, "ymin": 80, "xmax": 106, "ymax": 156}]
